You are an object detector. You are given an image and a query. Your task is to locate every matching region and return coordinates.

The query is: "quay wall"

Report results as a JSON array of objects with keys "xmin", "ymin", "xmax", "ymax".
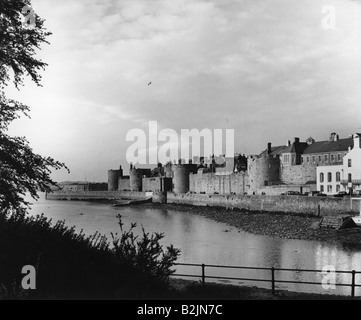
[
  {"xmin": 46, "ymin": 190, "xmax": 147, "ymax": 201},
  {"xmin": 46, "ymin": 190, "xmax": 361, "ymax": 216},
  {"xmin": 166, "ymin": 193, "xmax": 360, "ymax": 216}
]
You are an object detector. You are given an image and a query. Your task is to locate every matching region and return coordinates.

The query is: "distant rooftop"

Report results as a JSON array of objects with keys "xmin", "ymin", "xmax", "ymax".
[{"xmin": 303, "ymin": 137, "xmax": 353, "ymax": 154}]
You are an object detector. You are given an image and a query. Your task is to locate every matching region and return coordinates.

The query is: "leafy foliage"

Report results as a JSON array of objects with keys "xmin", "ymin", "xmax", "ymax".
[
  {"xmin": 0, "ymin": 213, "xmax": 180, "ymax": 299},
  {"xmin": 112, "ymin": 214, "xmax": 181, "ymax": 284},
  {"xmin": 0, "ymin": 0, "xmax": 51, "ymax": 88},
  {"xmin": 0, "ymin": 0, "xmax": 68, "ymax": 215}
]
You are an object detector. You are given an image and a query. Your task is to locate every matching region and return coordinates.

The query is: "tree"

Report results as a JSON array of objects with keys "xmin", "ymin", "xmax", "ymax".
[{"xmin": 0, "ymin": 0, "xmax": 68, "ymax": 215}]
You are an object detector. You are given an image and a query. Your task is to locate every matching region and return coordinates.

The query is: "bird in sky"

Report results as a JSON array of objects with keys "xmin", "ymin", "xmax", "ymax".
[{"xmin": 148, "ymin": 82, "xmax": 152, "ymax": 86}]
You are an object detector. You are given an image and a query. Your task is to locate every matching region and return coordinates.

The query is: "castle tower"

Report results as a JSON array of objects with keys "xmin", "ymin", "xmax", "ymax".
[
  {"xmin": 108, "ymin": 166, "xmax": 123, "ymax": 191},
  {"xmin": 173, "ymin": 165, "xmax": 190, "ymax": 194},
  {"xmin": 129, "ymin": 168, "xmax": 143, "ymax": 192},
  {"xmin": 248, "ymin": 154, "xmax": 280, "ymax": 193}
]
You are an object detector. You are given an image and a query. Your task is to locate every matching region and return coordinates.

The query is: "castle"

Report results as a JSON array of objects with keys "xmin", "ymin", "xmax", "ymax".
[{"xmin": 108, "ymin": 132, "xmax": 358, "ymax": 196}]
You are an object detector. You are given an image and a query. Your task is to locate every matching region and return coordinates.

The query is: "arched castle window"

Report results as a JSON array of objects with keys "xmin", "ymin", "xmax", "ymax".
[
  {"xmin": 348, "ymin": 173, "xmax": 352, "ymax": 182},
  {"xmin": 320, "ymin": 173, "xmax": 324, "ymax": 183},
  {"xmin": 348, "ymin": 159, "xmax": 352, "ymax": 167}
]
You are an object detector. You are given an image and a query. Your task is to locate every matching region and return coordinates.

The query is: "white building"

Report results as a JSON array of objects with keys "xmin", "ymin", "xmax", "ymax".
[{"xmin": 317, "ymin": 133, "xmax": 361, "ymax": 195}]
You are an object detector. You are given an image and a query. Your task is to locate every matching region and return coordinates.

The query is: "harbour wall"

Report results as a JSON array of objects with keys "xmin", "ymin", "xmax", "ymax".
[
  {"xmin": 46, "ymin": 190, "xmax": 360, "ymax": 216},
  {"xmin": 45, "ymin": 190, "xmax": 147, "ymax": 201},
  {"xmin": 167, "ymin": 193, "xmax": 360, "ymax": 216}
]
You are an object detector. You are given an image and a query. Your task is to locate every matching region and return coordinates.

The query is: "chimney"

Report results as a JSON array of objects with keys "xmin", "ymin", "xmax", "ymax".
[
  {"xmin": 267, "ymin": 143, "xmax": 272, "ymax": 154},
  {"xmin": 330, "ymin": 132, "xmax": 337, "ymax": 141},
  {"xmin": 334, "ymin": 134, "xmax": 339, "ymax": 142},
  {"xmin": 294, "ymin": 137, "xmax": 300, "ymax": 144},
  {"xmin": 287, "ymin": 140, "xmax": 291, "ymax": 147},
  {"xmin": 354, "ymin": 134, "xmax": 360, "ymax": 149}
]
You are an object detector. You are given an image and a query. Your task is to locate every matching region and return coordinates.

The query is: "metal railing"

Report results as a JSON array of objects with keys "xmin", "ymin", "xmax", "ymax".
[
  {"xmin": 171, "ymin": 262, "xmax": 361, "ymax": 298},
  {"xmin": 341, "ymin": 180, "xmax": 361, "ymax": 185}
]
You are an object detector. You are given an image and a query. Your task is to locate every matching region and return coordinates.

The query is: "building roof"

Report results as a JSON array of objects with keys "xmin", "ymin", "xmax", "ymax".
[
  {"xmin": 259, "ymin": 145, "xmax": 286, "ymax": 157},
  {"xmin": 281, "ymin": 142, "xmax": 308, "ymax": 154},
  {"xmin": 302, "ymin": 138, "xmax": 353, "ymax": 154}
]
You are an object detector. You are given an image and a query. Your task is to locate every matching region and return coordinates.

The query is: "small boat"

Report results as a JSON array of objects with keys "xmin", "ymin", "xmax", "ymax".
[
  {"xmin": 112, "ymin": 198, "xmax": 152, "ymax": 207},
  {"xmin": 351, "ymin": 216, "xmax": 361, "ymax": 227}
]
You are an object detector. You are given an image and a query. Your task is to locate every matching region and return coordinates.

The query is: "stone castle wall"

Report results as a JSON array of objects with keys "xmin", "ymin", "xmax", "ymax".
[
  {"xmin": 118, "ymin": 178, "xmax": 130, "ymax": 191},
  {"xmin": 189, "ymin": 172, "xmax": 249, "ymax": 195},
  {"xmin": 167, "ymin": 193, "xmax": 359, "ymax": 216},
  {"xmin": 281, "ymin": 165, "xmax": 317, "ymax": 185}
]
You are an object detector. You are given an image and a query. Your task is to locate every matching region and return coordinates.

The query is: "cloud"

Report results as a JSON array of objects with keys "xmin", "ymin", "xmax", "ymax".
[{"xmin": 6, "ymin": 0, "xmax": 361, "ymax": 181}]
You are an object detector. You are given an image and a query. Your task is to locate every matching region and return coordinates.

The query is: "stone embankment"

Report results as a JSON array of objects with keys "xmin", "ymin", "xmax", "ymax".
[{"xmin": 143, "ymin": 203, "xmax": 361, "ymax": 245}]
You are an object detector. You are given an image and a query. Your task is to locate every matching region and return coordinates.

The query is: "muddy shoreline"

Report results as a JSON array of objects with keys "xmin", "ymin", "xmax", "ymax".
[{"xmin": 139, "ymin": 203, "xmax": 361, "ymax": 246}]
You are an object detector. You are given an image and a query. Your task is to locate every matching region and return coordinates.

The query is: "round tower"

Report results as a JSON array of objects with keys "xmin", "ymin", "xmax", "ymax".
[
  {"xmin": 248, "ymin": 154, "xmax": 280, "ymax": 193},
  {"xmin": 108, "ymin": 169, "xmax": 121, "ymax": 191},
  {"xmin": 130, "ymin": 169, "xmax": 143, "ymax": 192},
  {"xmin": 173, "ymin": 165, "xmax": 190, "ymax": 194}
]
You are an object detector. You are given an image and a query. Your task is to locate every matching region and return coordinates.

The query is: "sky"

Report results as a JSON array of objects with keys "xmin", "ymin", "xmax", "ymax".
[{"xmin": 5, "ymin": 0, "xmax": 361, "ymax": 182}]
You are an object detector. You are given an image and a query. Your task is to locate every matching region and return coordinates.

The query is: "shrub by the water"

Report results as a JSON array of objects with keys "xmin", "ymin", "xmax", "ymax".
[{"xmin": 0, "ymin": 212, "xmax": 180, "ymax": 300}]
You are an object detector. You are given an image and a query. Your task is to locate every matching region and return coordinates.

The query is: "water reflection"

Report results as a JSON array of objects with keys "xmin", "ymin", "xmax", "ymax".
[{"xmin": 27, "ymin": 194, "xmax": 361, "ymax": 296}]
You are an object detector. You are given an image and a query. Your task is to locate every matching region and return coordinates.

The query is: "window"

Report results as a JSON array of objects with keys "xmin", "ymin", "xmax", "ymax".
[
  {"xmin": 320, "ymin": 173, "xmax": 324, "ymax": 183},
  {"xmin": 325, "ymin": 155, "xmax": 328, "ymax": 162},
  {"xmin": 328, "ymin": 172, "xmax": 332, "ymax": 182},
  {"xmin": 336, "ymin": 185, "xmax": 340, "ymax": 192},
  {"xmin": 318, "ymin": 155, "xmax": 322, "ymax": 162},
  {"xmin": 336, "ymin": 172, "xmax": 341, "ymax": 182},
  {"xmin": 313, "ymin": 156, "xmax": 315, "ymax": 163},
  {"xmin": 301, "ymin": 157, "xmax": 304, "ymax": 164},
  {"xmin": 348, "ymin": 173, "xmax": 352, "ymax": 183},
  {"xmin": 307, "ymin": 157, "xmax": 309, "ymax": 163},
  {"xmin": 331, "ymin": 154, "xmax": 334, "ymax": 162},
  {"xmin": 338, "ymin": 154, "xmax": 341, "ymax": 161},
  {"xmin": 327, "ymin": 185, "xmax": 332, "ymax": 193},
  {"xmin": 320, "ymin": 185, "xmax": 324, "ymax": 192},
  {"xmin": 348, "ymin": 159, "xmax": 352, "ymax": 167},
  {"xmin": 292, "ymin": 156, "xmax": 295, "ymax": 164}
]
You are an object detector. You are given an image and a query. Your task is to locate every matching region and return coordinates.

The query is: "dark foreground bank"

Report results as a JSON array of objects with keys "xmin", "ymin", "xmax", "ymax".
[
  {"xmin": 141, "ymin": 203, "xmax": 361, "ymax": 246},
  {"xmin": 169, "ymin": 279, "xmax": 357, "ymax": 300}
]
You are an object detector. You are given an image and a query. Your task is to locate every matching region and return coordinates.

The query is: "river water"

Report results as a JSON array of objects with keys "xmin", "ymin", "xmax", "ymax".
[{"xmin": 27, "ymin": 193, "xmax": 361, "ymax": 297}]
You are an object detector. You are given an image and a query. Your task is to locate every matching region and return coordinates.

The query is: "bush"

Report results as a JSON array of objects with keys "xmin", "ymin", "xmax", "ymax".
[{"xmin": 0, "ymin": 212, "xmax": 180, "ymax": 300}]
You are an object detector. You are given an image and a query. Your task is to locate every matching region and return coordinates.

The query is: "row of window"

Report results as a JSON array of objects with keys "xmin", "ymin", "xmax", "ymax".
[
  {"xmin": 320, "ymin": 185, "xmax": 341, "ymax": 193},
  {"xmin": 320, "ymin": 172, "xmax": 352, "ymax": 183},
  {"xmin": 301, "ymin": 153, "xmax": 346, "ymax": 164}
]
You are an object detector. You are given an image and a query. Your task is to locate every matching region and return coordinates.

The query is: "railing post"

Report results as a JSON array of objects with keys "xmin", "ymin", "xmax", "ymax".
[
  {"xmin": 271, "ymin": 267, "xmax": 276, "ymax": 296},
  {"xmin": 201, "ymin": 264, "xmax": 206, "ymax": 285},
  {"xmin": 351, "ymin": 270, "xmax": 356, "ymax": 298}
]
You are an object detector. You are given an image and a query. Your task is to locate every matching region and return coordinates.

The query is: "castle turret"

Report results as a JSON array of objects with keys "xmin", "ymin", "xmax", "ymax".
[
  {"xmin": 108, "ymin": 166, "xmax": 123, "ymax": 191},
  {"xmin": 248, "ymin": 153, "xmax": 280, "ymax": 193},
  {"xmin": 173, "ymin": 165, "xmax": 190, "ymax": 194},
  {"xmin": 129, "ymin": 168, "xmax": 143, "ymax": 191}
]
